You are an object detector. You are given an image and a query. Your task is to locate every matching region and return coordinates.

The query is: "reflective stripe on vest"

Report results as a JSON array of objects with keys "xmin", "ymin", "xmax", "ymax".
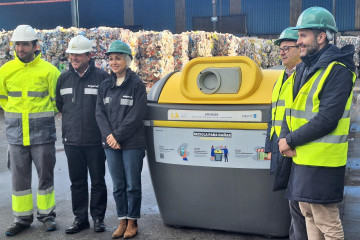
[
  {"xmin": 103, "ymin": 97, "xmax": 110, "ymax": 104},
  {"xmin": 28, "ymin": 91, "xmax": 49, "ymax": 98},
  {"xmin": 8, "ymin": 91, "xmax": 22, "ymax": 97},
  {"xmin": 84, "ymin": 88, "xmax": 98, "ymax": 95},
  {"xmin": 120, "ymin": 99, "xmax": 133, "ymax": 106},
  {"xmin": 286, "ymin": 61, "xmax": 356, "ymax": 167},
  {"xmin": 60, "ymin": 88, "xmax": 72, "ymax": 95},
  {"xmin": 37, "ymin": 186, "xmax": 55, "ymax": 214},
  {"xmin": 270, "ymin": 70, "xmax": 292, "ymax": 139},
  {"xmin": 12, "ymin": 189, "xmax": 33, "ymax": 217}
]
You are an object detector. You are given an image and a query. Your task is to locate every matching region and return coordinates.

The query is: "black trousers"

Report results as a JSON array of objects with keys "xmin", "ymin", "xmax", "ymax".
[{"xmin": 64, "ymin": 145, "xmax": 107, "ymax": 222}]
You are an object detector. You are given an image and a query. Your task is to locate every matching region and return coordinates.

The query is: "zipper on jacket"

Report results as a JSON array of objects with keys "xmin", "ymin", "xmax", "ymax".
[{"xmin": 72, "ymin": 87, "xmax": 76, "ymax": 103}]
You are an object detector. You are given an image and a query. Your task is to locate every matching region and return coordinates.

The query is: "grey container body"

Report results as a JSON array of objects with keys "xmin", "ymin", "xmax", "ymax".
[{"xmin": 144, "ymin": 101, "xmax": 291, "ymax": 237}]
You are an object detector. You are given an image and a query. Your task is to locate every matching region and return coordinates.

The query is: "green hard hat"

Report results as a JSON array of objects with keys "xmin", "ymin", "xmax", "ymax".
[
  {"xmin": 292, "ymin": 6, "xmax": 338, "ymax": 32},
  {"xmin": 107, "ymin": 40, "xmax": 132, "ymax": 58},
  {"xmin": 274, "ymin": 27, "xmax": 299, "ymax": 46}
]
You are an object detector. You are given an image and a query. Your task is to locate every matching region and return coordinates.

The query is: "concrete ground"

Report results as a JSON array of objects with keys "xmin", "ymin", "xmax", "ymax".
[{"xmin": 0, "ymin": 81, "xmax": 360, "ymax": 239}]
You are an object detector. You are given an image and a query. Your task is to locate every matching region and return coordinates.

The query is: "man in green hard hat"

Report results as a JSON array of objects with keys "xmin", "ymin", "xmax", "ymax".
[
  {"xmin": 265, "ymin": 27, "xmax": 306, "ymax": 240},
  {"xmin": 278, "ymin": 6, "xmax": 356, "ymax": 239}
]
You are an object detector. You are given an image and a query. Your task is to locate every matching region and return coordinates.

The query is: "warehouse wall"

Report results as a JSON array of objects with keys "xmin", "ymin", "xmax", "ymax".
[
  {"xmin": 335, "ymin": 0, "xmax": 355, "ymax": 31},
  {"xmin": 0, "ymin": 0, "xmax": 358, "ymax": 34},
  {"xmin": 302, "ymin": 0, "xmax": 355, "ymax": 31},
  {"xmin": 133, "ymin": 0, "xmax": 175, "ymax": 32},
  {"xmin": 185, "ymin": 0, "xmax": 230, "ymax": 31},
  {"xmin": 302, "ymin": 0, "xmax": 333, "ymax": 11},
  {"xmin": 78, "ymin": 0, "xmax": 124, "ymax": 28},
  {"xmin": 0, "ymin": 1, "xmax": 72, "ymax": 30},
  {"xmin": 241, "ymin": 0, "xmax": 289, "ymax": 35}
]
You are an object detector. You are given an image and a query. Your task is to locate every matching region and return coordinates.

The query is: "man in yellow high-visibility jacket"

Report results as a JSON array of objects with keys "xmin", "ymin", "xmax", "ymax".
[
  {"xmin": 279, "ymin": 7, "xmax": 356, "ymax": 239},
  {"xmin": 265, "ymin": 27, "xmax": 307, "ymax": 240},
  {"xmin": 0, "ymin": 25, "xmax": 60, "ymax": 237}
]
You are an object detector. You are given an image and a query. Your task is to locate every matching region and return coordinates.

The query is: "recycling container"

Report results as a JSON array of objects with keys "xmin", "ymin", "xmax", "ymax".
[
  {"xmin": 214, "ymin": 149, "xmax": 223, "ymax": 161},
  {"xmin": 145, "ymin": 56, "xmax": 290, "ymax": 237}
]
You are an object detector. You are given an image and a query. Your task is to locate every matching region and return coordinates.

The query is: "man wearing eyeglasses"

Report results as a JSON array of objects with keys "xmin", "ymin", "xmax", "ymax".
[
  {"xmin": 265, "ymin": 27, "xmax": 306, "ymax": 240},
  {"xmin": 278, "ymin": 7, "xmax": 356, "ymax": 239}
]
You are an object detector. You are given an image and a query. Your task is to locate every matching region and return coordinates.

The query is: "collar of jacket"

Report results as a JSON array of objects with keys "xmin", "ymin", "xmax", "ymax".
[
  {"xmin": 14, "ymin": 50, "xmax": 41, "ymax": 67},
  {"xmin": 300, "ymin": 44, "xmax": 330, "ymax": 69},
  {"xmin": 110, "ymin": 68, "xmax": 131, "ymax": 89},
  {"xmin": 69, "ymin": 58, "xmax": 95, "ymax": 77}
]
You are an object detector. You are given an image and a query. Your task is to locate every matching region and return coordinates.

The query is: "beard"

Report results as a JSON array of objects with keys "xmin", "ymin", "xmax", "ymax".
[
  {"xmin": 16, "ymin": 50, "xmax": 34, "ymax": 63},
  {"xmin": 302, "ymin": 38, "xmax": 321, "ymax": 56}
]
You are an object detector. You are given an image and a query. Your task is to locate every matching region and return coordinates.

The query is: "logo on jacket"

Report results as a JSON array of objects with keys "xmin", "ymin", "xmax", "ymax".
[
  {"xmin": 122, "ymin": 95, "xmax": 133, "ymax": 99},
  {"xmin": 87, "ymin": 85, "xmax": 99, "ymax": 88}
]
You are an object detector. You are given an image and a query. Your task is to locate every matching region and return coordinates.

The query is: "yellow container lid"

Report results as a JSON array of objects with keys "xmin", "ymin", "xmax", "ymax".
[{"xmin": 158, "ymin": 56, "xmax": 281, "ymax": 104}]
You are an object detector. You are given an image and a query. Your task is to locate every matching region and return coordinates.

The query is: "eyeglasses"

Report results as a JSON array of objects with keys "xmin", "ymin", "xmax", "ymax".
[{"xmin": 278, "ymin": 45, "xmax": 298, "ymax": 54}]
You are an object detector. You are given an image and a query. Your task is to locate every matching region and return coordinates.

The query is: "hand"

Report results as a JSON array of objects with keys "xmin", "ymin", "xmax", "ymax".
[
  {"xmin": 113, "ymin": 142, "xmax": 121, "ymax": 150},
  {"xmin": 282, "ymin": 149, "xmax": 296, "ymax": 157},
  {"xmin": 264, "ymin": 152, "xmax": 272, "ymax": 160},
  {"xmin": 278, "ymin": 138, "xmax": 291, "ymax": 154},
  {"xmin": 107, "ymin": 134, "xmax": 119, "ymax": 149}
]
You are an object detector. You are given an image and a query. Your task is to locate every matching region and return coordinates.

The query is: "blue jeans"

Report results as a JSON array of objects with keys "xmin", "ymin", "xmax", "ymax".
[{"xmin": 105, "ymin": 148, "xmax": 145, "ymax": 219}]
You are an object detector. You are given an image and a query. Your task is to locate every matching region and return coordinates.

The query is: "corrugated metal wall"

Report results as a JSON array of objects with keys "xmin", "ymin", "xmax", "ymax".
[
  {"xmin": 302, "ymin": 0, "xmax": 333, "ymax": 12},
  {"xmin": 336, "ymin": 0, "xmax": 355, "ymax": 31},
  {"xmin": 0, "ymin": 0, "xmax": 357, "ymax": 34},
  {"xmin": 134, "ymin": 0, "xmax": 175, "ymax": 32},
  {"xmin": 185, "ymin": 0, "xmax": 230, "ymax": 31},
  {"xmin": 302, "ymin": 0, "xmax": 355, "ymax": 32},
  {"xmin": 0, "ymin": 1, "xmax": 72, "ymax": 30},
  {"xmin": 241, "ymin": 0, "xmax": 289, "ymax": 35},
  {"xmin": 78, "ymin": 0, "xmax": 124, "ymax": 28}
]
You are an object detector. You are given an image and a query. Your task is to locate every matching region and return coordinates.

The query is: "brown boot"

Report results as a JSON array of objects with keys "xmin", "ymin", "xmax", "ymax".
[
  {"xmin": 112, "ymin": 219, "xmax": 127, "ymax": 239},
  {"xmin": 123, "ymin": 219, "xmax": 138, "ymax": 239}
]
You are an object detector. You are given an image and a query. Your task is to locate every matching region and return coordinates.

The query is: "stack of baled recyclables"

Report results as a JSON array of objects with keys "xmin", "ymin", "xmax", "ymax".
[{"xmin": 145, "ymin": 56, "xmax": 290, "ymax": 237}]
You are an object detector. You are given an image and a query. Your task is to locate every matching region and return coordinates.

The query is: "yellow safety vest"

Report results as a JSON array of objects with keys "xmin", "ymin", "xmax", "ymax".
[
  {"xmin": 285, "ymin": 62, "xmax": 356, "ymax": 167},
  {"xmin": 0, "ymin": 52, "xmax": 60, "ymax": 146},
  {"xmin": 270, "ymin": 70, "xmax": 292, "ymax": 139}
]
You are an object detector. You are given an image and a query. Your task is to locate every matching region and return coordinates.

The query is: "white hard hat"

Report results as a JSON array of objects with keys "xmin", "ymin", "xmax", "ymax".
[
  {"xmin": 66, "ymin": 35, "xmax": 92, "ymax": 54},
  {"xmin": 11, "ymin": 25, "xmax": 38, "ymax": 42}
]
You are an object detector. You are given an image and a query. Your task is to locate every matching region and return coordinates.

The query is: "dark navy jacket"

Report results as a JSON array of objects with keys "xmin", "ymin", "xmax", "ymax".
[
  {"xmin": 56, "ymin": 59, "xmax": 109, "ymax": 146},
  {"xmin": 96, "ymin": 68, "xmax": 147, "ymax": 150},
  {"xmin": 280, "ymin": 44, "xmax": 355, "ymax": 203}
]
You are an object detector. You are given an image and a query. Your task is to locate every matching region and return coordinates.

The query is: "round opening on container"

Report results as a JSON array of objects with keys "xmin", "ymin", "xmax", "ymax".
[{"xmin": 197, "ymin": 69, "xmax": 221, "ymax": 94}]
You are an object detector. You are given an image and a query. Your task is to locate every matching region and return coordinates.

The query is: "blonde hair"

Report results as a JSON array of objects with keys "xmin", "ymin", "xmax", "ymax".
[{"xmin": 124, "ymin": 54, "xmax": 132, "ymax": 69}]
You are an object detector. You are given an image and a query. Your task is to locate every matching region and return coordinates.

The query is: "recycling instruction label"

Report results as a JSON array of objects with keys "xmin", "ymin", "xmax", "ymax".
[{"xmin": 153, "ymin": 127, "xmax": 270, "ymax": 169}]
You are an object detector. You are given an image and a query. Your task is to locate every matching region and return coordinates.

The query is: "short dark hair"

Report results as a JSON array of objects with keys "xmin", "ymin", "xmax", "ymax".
[
  {"xmin": 31, "ymin": 40, "xmax": 38, "ymax": 47},
  {"xmin": 311, "ymin": 29, "xmax": 329, "ymax": 44}
]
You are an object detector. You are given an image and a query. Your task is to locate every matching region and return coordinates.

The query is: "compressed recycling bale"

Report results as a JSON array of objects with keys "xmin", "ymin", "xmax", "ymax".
[
  {"xmin": 211, "ymin": 32, "xmax": 239, "ymax": 56},
  {"xmin": 187, "ymin": 31, "xmax": 213, "ymax": 59},
  {"xmin": 135, "ymin": 30, "xmax": 174, "ymax": 89},
  {"xmin": 173, "ymin": 33, "xmax": 189, "ymax": 71}
]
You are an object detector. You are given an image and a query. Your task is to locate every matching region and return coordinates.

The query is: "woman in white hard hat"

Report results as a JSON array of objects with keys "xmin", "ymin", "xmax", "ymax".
[{"xmin": 95, "ymin": 40, "xmax": 147, "ymax": 239}]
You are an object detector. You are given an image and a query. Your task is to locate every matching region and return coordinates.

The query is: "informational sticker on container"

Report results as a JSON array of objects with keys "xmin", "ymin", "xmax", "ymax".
[
  {"xmin": 153, "ymin": 127, "xmax": 270, "ymax": 169},
  {"xmin": 168, "ymin": 110, "xmax": 262, "ymax": 122}
]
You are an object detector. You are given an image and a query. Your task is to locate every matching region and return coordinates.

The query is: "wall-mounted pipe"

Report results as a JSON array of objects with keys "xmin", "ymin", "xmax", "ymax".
[
  {"xmin": 70, "ymin": 0, "xmax": 79, "ymax": 27},
  {"xmin": 0, "ymin": 0, "xmax": 70, "ymax": 6}
]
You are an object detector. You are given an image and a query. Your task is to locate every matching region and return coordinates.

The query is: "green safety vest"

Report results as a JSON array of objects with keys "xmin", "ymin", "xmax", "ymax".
[
  {"xmin": 285, "ymin": 61, "xmax": 356, "ymax": 167},
  {"xmin": 270, "ymin": 70, "xmax": 292, "ymax": 139}
]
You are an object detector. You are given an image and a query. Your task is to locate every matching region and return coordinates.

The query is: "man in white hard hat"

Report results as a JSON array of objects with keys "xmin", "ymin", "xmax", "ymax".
[
  {"xmin": 56, "ymin": 35, "xmax": 109, "ymax": 234},
  {"xmin": 0, "ymin": 24, "xmax": 60, "ymax": 236}
]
